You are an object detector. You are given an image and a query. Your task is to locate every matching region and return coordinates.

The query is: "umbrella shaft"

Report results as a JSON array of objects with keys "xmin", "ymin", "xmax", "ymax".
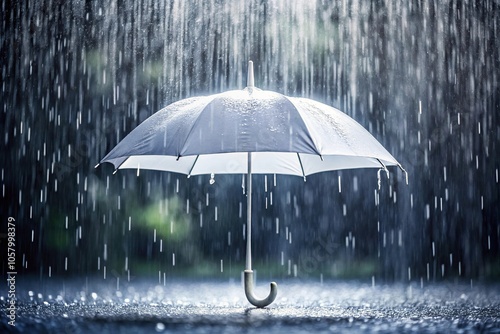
[{"xmin": 246, "ymin": 152, "xmax": 252, "ymax": 271}]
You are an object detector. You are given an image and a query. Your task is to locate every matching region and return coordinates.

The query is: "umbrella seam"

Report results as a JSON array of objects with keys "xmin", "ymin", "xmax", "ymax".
[{"xmin": 177, "ymin": 96, "xmax": 213, "ymax": 157}]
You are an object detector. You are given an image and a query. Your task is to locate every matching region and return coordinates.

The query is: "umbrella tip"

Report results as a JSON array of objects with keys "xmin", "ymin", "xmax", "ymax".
[{"xmin": 247, "ymin": 60, "xmax": 254, "ymax": 88}]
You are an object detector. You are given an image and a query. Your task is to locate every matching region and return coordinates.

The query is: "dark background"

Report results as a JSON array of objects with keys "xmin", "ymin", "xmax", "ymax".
[{"xmin": 1, "ymin": 0, "xmax": 499, "ymax": 283}]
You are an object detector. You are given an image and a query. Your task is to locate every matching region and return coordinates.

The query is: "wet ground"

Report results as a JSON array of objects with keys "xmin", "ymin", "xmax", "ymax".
[{"xmin": 1, "ymin": 276, "xmax": 500, "ymax": 333}]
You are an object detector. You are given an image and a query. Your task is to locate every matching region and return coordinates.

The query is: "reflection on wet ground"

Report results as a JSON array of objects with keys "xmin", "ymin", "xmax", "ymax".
[{"xmin": 1, "ymin": 277, "xmax": 499, "ymax": 333}]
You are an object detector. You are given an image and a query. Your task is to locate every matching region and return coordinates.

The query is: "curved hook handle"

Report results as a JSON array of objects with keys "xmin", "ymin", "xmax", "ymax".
[{"xmin": 244, "ymin": 270, "xmax": 278, "ymax": 308}]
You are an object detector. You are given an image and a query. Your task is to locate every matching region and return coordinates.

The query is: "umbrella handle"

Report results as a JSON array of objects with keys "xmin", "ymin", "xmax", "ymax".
[{"xmin": 244, "ymin": 270, "xmax": 278, "ymax": 308}]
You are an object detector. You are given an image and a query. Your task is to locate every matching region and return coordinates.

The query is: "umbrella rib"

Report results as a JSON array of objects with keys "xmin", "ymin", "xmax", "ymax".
[
  {"xmin": 187, "ymin": 155, "xmax": 200, "ymax": 178},
  {"xmin": 398, "ymin": 163, "xmax": 409, "ymax": 185},
  {"xmin": 112, "ymin": 156, "xmax": 130, "ymax": 174},
  {"xmin": 376, "ymin": 158, "xmax": 389, "ymax": 175},
  {"xmin": 178, "ymin": 98, "xmax": 212, "ymax": 156},
  {"xmin": 376, "ymin": 158, "xmax": 389, "ymax": 189},
  {"xmin": 296, "ymin": 153, "xmax": 307, "ymax": 181}
]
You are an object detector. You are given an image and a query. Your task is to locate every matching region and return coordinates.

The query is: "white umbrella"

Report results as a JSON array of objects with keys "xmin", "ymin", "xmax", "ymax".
[{"xmin": 98, "ymin": 61, "xmax": 406, "ymax": 307}]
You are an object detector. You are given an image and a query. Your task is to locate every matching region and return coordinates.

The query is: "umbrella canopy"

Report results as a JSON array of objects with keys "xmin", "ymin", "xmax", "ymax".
[
  {"xmin": 101, "ymin": 83, "xmax": 399, "ymax": 179},
  {"xmin": 99, "ymin": 61, "xmax": 405, "ymax": 308}
]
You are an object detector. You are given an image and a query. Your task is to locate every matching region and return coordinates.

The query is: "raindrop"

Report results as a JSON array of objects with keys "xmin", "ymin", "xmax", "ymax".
[
  {"xmin": 275, "ymin": 218, "xmax": 279, "ymax": 234},
  {"xmin": 338, "ymin": 175, "xmax": 342, "ymax": 193},
  {"xmin": 220, "ymin": 260, "xmax": 223, "ymax": 272},
  {"xmin": 155, "ymin": 322, "xmax": 165, "ymax": 332},
  {"xmin": 215, "ymin": 206, "xmax": 218, "ymax": 221},
  {"xmin": 160, "ymin": 240, "xmax": 163, "ymax": 252},
  {"xmin": 227, "ymin": 232, "xmax": 231, "ymax": 246},
  {"xmin": 172, "ymin": 253, "xmax": 175, "ymax": 266}
]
